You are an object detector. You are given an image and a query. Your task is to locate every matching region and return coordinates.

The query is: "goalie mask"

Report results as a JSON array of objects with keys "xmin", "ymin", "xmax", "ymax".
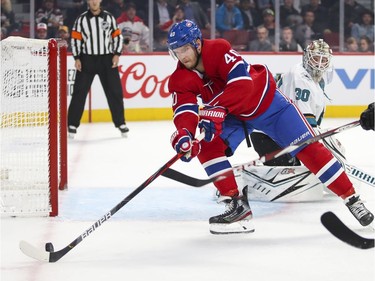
[{"xmin": 303, "ymin": 39, "xmax": 332, "ymax": 82}]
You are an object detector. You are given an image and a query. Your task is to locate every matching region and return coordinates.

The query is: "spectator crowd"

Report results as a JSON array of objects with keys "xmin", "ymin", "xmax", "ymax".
[{"xmin": 1, "ymin": 0, "xmax": 374, "ymax": 53}]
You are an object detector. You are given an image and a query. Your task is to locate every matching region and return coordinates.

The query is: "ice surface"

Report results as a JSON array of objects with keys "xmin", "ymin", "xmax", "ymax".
[{"xmin": 1, "ymin": 119, "xmax": 374, "ymax": 281}]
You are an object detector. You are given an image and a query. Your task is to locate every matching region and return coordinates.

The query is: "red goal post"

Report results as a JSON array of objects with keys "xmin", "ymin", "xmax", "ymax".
[{"xmin": 1, "ymin": 37, "xmax": 68, "ymax": 217}]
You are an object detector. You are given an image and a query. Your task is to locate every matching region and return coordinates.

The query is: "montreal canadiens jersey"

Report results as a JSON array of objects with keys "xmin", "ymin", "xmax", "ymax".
[
  {"xmin": 168, "ymin": 38, "xmax": 276, "ymax": 135},
  {"xmin": 277, "ymin": 63, "xmax": 331, "ymax": 127},
  {"xmin": 117, "ymin": 14, "xmax": 150, "ymax": 53}
]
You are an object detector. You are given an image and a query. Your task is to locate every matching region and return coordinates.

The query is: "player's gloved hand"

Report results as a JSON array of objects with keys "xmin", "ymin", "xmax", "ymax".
[
  {"xmin": 170, "ymin": 128, "xmax": 201, "ymax": 162},
  {"xmin": 198, "ymin": 106, "xmax": 227, "ymax": 142},
  {"xmin": 360, "ymin": 102, "xmax": 374, "ymax": 131}
]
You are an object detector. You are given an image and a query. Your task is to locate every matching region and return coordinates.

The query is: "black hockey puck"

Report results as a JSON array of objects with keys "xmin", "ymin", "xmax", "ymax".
[{"xmin": 45, "ymin": 242, "xmax": 54, "ymax": 252}]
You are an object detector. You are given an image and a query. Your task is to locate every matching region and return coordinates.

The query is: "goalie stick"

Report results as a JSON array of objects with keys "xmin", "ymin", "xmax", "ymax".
[
  {"xmin": 345, "ymin": 164, "xmax": 375, "ymax": 187},
  {"xmin": 321, "ymin": 135, "xmax": 375, "ymax": 188},
  {"xmin": 162, "ymin": 120, "xmax": 361, "ymax": 187},
  {"xmin": 321, "ymin": 211, "xmax": 374, "ymax": 249},
  {"xmin": 19, "ymin": 133, "xmax": 205, "ymax": 262}
]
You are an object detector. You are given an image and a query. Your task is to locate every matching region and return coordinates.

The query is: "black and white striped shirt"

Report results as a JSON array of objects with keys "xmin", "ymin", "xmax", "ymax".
[{"xmin": 71, "ymin": 9, "xmax": 123, "ymax": 59}]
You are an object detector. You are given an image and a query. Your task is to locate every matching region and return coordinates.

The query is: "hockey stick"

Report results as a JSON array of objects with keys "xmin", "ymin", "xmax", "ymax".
[
  {"xmin": 321, "ymin": 211, "xmax": 374, "ymax": 249},
  {"xmin": 345, "ymin": 164, "xmax": 375, "ymax": 187},
  {"xmin": 321, "ymin": 136, "xmax": 375, "ymax": 187},
  {"xmin": 162, "ymin": 120, "xmax": 361, "ymax": 187},
  {"xmin": 19, "ymin": 133, "xmax": 205, "ymax": 262}
]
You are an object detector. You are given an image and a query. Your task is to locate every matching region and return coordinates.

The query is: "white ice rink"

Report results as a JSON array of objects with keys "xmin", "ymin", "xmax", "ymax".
[{"xmin": 1, "ymin": 118, "xmax": 374, "ymax": 281}]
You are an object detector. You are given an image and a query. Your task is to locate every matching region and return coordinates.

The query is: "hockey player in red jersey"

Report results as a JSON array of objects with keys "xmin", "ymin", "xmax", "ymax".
[{"xmin": 167, "ymin": 20, "xmax": 374, "ymax": 234}]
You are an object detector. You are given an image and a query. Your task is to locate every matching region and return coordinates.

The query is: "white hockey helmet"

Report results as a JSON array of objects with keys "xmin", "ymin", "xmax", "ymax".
[{"xmin": 303, "ymin": 39, "xmax": 332, "ymax": 81}]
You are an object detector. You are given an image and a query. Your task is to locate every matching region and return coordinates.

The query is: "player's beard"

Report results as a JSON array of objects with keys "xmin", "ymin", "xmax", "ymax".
[{"xmin": 184, "ymin": 49, "xmax": 200, "ymax": 70}]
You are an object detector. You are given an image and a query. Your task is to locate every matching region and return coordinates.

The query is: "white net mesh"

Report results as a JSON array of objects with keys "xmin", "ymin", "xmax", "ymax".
[{"xmin": 1, "ymin": 37, "xmax": 53, "ymax": 216}]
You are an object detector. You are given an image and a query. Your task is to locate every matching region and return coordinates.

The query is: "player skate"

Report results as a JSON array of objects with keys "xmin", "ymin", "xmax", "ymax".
[
  {"xmin": 345, "ymin": 195, "xmax": 374, "ymax": 226},
  {"xmin": 209, "ymin": 186, "xmax": 255, "ymax": 234}
]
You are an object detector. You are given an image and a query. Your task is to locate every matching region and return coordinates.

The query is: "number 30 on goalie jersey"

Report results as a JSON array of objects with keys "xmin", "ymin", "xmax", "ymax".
[{"xmin": 277, "ymin": 63, "xmax": 328, "ymax": 127}]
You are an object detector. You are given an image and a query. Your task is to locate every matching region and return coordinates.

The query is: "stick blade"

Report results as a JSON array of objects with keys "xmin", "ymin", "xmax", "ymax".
[
  {"xmin": 19, "ymin": 240, "xmax": 50, "ymax": 262},
  {"xmin": 321, "ymin": 212, "xmax": 374, "ymax": 250},
  {"xmin": 162, "ymin": 168, "xmax": 213, "ymax": 187}
]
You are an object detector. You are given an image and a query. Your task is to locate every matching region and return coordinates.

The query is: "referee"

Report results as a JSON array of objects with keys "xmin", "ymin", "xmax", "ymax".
[{"xmin": 68, "ymin": 0, "xmax": 129, "ymax": 138}]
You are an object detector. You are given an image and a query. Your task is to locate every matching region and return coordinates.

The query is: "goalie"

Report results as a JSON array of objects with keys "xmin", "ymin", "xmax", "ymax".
[{"xmin": 246, "ymin": 39, "xmax": 367, "ymax": 202}]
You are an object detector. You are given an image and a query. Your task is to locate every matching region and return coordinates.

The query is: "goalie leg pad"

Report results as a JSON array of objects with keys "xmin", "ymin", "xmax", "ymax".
[{"xmin": 240, "ymin": 164, "xmax": 324, "ymax": 202}]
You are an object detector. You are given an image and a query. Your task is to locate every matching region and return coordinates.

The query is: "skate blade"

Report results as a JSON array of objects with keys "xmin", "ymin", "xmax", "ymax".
[{"xmin": 209, "ymin": 220, "xmax": 255, "ymax": 235}]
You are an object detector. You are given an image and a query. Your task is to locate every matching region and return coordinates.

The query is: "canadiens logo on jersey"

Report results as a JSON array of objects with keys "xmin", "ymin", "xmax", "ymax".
[{"xmin": 101, "ymin": 21, "xmax": 110, "ymax": 31}]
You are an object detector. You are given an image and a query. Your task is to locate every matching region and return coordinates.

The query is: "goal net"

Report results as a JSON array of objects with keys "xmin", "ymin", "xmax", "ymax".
[{"xmin": 1, "ymin": 37, "xmax": 68, "ymax": 217}]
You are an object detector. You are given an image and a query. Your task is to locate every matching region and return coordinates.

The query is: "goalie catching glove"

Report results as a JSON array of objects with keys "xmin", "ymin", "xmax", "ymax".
[
  {"xmin": 171, "ymin": 128, "xmax": 201, "ymax": 162},
  {"xmin": 198, "ymin": 106, "xmax": 227, "ymax": 142}
]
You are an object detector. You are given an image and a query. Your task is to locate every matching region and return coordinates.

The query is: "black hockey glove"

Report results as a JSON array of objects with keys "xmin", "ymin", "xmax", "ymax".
[{"xmin": 360, "ymin": 102, "xmax": 374, "ymax": 131}]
